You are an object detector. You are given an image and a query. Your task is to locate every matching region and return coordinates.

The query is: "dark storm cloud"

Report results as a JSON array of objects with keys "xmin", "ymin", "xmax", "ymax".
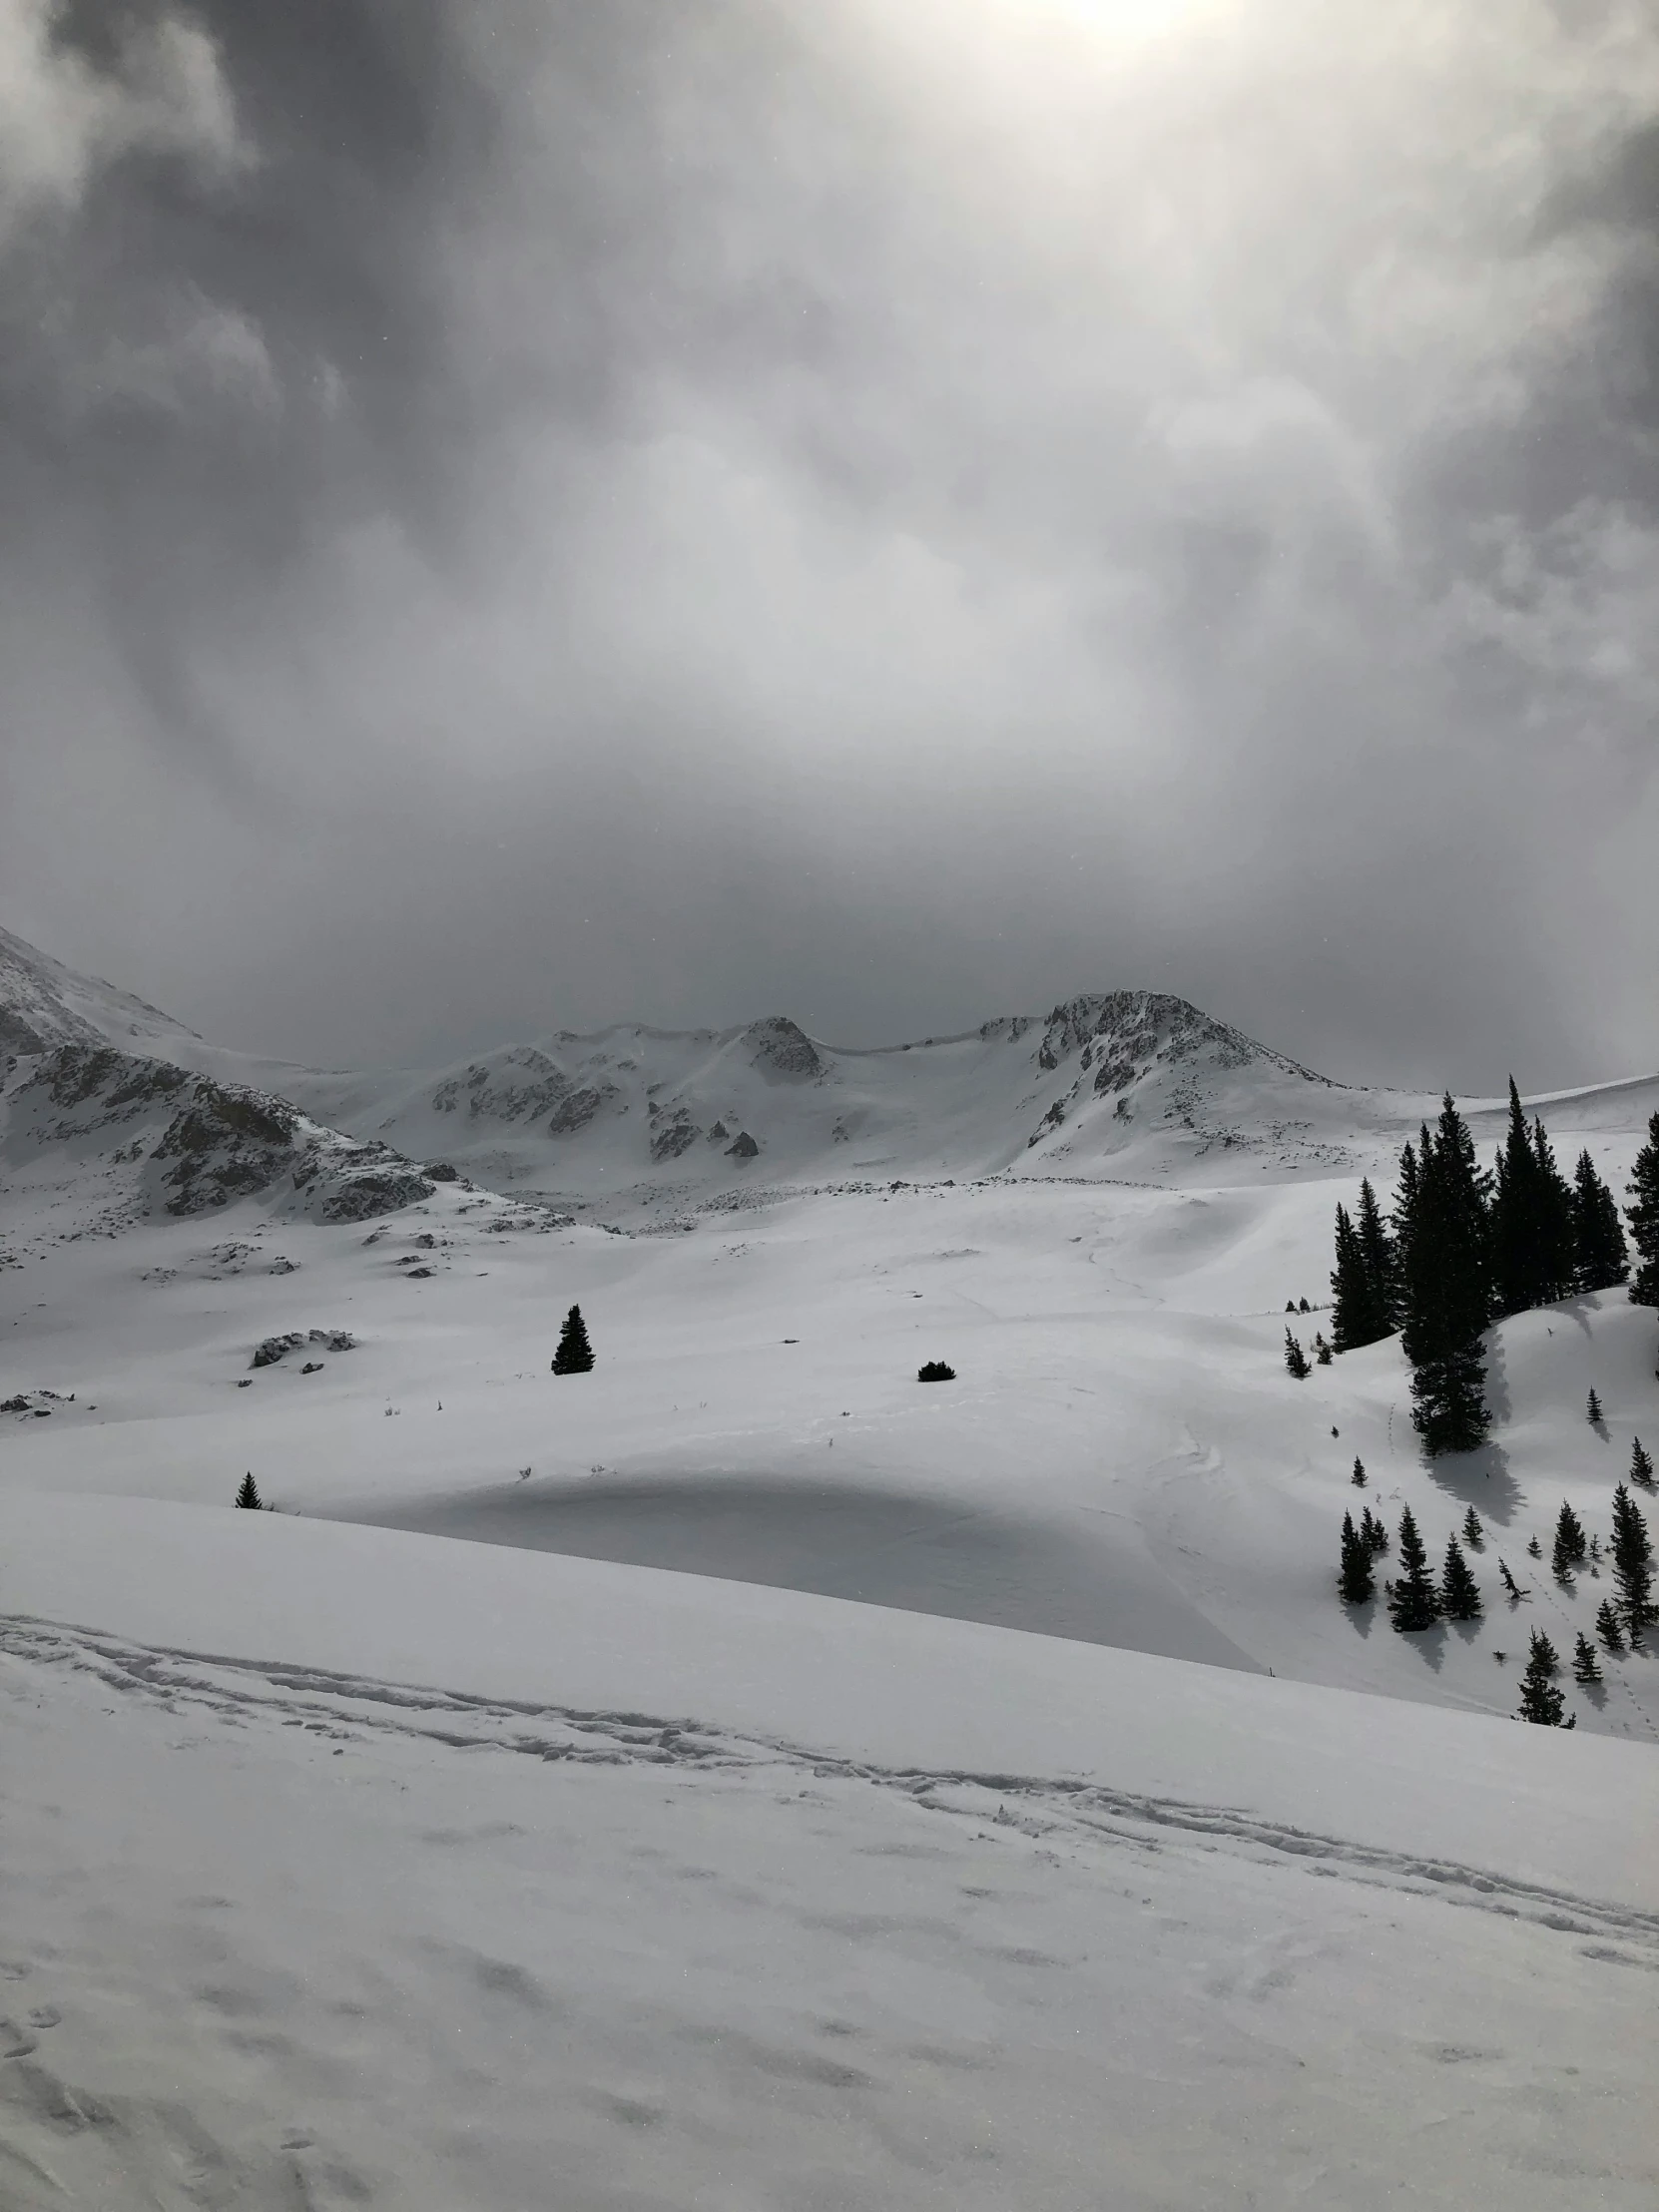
[{"xmin": 2, "ymin": 0, "xmax": 1658, "ymax": 1090}]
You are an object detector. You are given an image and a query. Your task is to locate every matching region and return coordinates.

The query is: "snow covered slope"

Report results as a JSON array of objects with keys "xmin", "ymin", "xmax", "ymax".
[{"xmin": 0, "ymin": 923, "xmax": 205, "ymax": 1061}]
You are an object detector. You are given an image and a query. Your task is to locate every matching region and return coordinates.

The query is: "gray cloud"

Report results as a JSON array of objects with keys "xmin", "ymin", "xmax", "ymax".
[{"xmin": 2, "ymin": 0, "xmax": 1657, "ymax": 1090}]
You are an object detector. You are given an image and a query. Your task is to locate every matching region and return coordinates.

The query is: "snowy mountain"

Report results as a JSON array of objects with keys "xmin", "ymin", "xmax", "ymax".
[{"xmin": 3, "ymin": 920, "xmax": 1657, "ymax": 2203}]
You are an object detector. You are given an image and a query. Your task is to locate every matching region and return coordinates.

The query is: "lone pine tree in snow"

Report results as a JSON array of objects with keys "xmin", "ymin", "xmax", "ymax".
[
  {"xmin": 1586, "ymin": 1387, "xmax": 1603, "ymax": 1427},
  {"xmin": 1388, "ymin": 1505, "xmax": 1440, "ymax": 1632},
  {"xmin": 236, "ymin": 1472, "xmax": 262, "ymax": 1509},
  {"xmin": 1571, "ymin": 1632, "xmax": 1603, "ymax": 1687},
  {"xmin": 1625, "ymin": 1111, "xmax": 1659, "ymax": 1310},
  {"xmin": 1631, "ymin": 1437, "xmax": 1656, "ymax": 1492},
  {"xmin": 1609, "ymin": 1482, "xmax": 1656, "ymax": 1647},
  {"xmin": 1439, "ymin": 1532, "xmax": 1482, "ymax": 1620},
  {"xmin": 1351, "ymin": 1456, "xmax": 1367, "ymax": 1487},
  {"xmin": 1462, "ymin": 1505, "xmax": 1484, "ymax": 1549},
  {"xmin": 1315, "ymin": 1334, "xmax": 1333, "ymax": 1366},
  {"xmin": 1398, "ymin": 1100, "xmax": 1491, "ymax": 1455},
  {"xmin": 1338, "ymin": 1512, "xmax": 1376, "ymax": 1604},
  {"xmin": 552, "ymin": 1305, "xmax": 595, "ymax": 1375},
  {"xmin": 1284, "ymin": 1329, "xmax": 1311, "ymax": 1380},
  {"xmin": 1595, "ymin": 1597, "xmax": 1626, "ymax": 1654},
  {"xmin": 1570, "ymin": 1150, "xmax": 1629, "ymax": 1295},
  {"xmin": 1517, "ymin": 1630, "xmax": 1573, "ymax": 1727},
  {"xmin": 1551, "ymin": 1501, "xmax": 1587, "ymax": 1581}
]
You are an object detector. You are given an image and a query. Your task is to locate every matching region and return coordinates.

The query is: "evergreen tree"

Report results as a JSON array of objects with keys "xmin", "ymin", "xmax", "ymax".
[
  {"xmin": 1626, "ymin": 1111, "xmax": 1659, "ymax": 1309},
  {"xmin": 1491, "ymin": 1080, "xmax": 1549, "ymax": 1317},
  {"xmin": 1570, "ymin": 1150, "xmax": 1629, "ymax": 1294},
  {"xmin": 1331, "ymin": 1191, "xmax": 1393, "ymax": 1352},
  {"xmin": 1355, "ymin": 1177, "xmax": 1396, "ymax": 1331},
  {"xmin": 1351, "ymin": 1455, "xmax": 1368, "ymax": 1487},
  {"xmin": 1388, "ymin": 1505, "xmax": 1440, "ymax": 1631},
  {"xmin": 1284, "ymin": 1329, "xmax": 1311, "ymax": 1380},
  {"xmin": 1497, "ymin": 1556, "xmax": 1526, "ymax": 1601},
  {"xmin": 1551, "ymin": 1500, "xmax": 1587, "ymax": 1580},
  {"xmin": 1532, "ymin": 1118, "xmax": 1577, "ymax": 1303},
  {"xmin": 1361, "ymin": 1506, "xmax": 1389, "ymax": 1555},
  {"xmin": 1462, "ymin": 1505, "xmax": 1484, "ymax": 1549},
  {"xmin": 1390, "ymin": 1137, "xmax": 1422, "ymax": 1295},
  {"xmin": 1595, "ymin": 1597, "xmax": 1626, "ymax": 1654},
  {"xmin": 1298, "ymin": 1297, "xmax": 1310, "ymax": 1313},
  {"xmin": 1630, "ymin": 1437, "xmax": 1655, "ymax": 1492},
  {"xmin": 1315, "ymin": 1335, "xmax": 1333, "ymax": 1366},
  {"xmin": 1571, "ymin": 1632, "xmax": 1603, "ymax": 1687},
  {"xmin": 1526, "ymin": 1534, "xmax": 1541, "ymax": 1559},
  {"xmin": 551, "ymin": 1304, "xmax": 596, "ymax": 1375},
  {"xmin": 1586, "ymin": 1387, "xmax": 1603, "ymax": 1427},
  {"xmin": 236, "ymin": 1471, "xmax": 263, "ymax": 1510},
  {"xmin": 1440, "ymin": 1532, "xmax": 1482, "ymax": 1620},
  {"xmin": 1517, "ymin": 1630, "xmax": 1573, "ymax": 1726},
  {"xmin": 1609, "ymin": 1482, "xmax": 1656, "ymax": 1647},
  {"xmin": 1339, "ymin": 1511, "xmax": 1376, "ymax": 1604},
  {"xmin": 1400, "ymin": 1097, "xmax": 1492, "ymax": 1454}
]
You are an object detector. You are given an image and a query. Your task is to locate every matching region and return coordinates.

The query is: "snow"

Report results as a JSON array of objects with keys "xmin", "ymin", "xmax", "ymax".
[{"xmin": 2, "ymin": 928, "xmax": 1658, "ymax": 2204}]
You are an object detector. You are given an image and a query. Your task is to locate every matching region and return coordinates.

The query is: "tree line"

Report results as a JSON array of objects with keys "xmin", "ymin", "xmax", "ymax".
[{"xmin": 1327, "ymin": 1095, "xmax": 1659, "ymax": 1455}]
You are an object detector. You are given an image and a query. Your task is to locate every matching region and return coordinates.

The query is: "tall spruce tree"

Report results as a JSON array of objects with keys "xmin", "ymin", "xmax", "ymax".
[
  {"xmin": 1491, "ymin": 1080, "xmax": 1545, "ymax": 1317},
  {"xmin": 1571, "ymin": 1632, "xmax": 1603, "ymax": 1687},
  {"xmin": 1595, "ymin": 1597, "xmax": 1626, "ymax": 1654},
  {"xmin": 1400, "ymin": 1096, "xmax": 1492, "ymax": 1454},
  {"xmin": 1627, "ymin": 1112, "xmax": 1659, "ymax": 1310},
  {"xmin": 1531, "ymin": 1119, "xmax": 1577, "ymax": 1304},
  {"xmin": 1630, "ymin": 1437, "xmax": 1655, "ymax": 1492},
  {"xmin": 1609, "ymin": 1482, "xmax": 1656, "ymax": 1647},
  {"xmin": 1439, "ymin": 1532, "xmax": 1482, "ymax": 1620},
  {"xmin": 551, "ymin": 1304, "xmax": 596, "ymax": 1375},
  {"xmin": 1388, "ymin": 1505, "xmax": 1440, "ymax": 1631},
  {"xmin": 1339, "ymin": 1512, "xmax": 1376, "ymax": 1604},
  {"xmin": 1551, "ymin": 1501, "xmax": 1587, "ymax": 1580},
  {"xmin": 1570, "ymin": 1150, "xmax": 1629, "ymax": 1294},
  {"xmin": 1517, "ymin": 1630, "xmax": 1572, "ymax": 1726},
  {"xmin": 1355, "ymin": 1178, "xmax": 1396, "ymax": 1331},
  {"xmin": 1361, "ymin": 1505, "xmax": 1389, "ymax": 1555}
]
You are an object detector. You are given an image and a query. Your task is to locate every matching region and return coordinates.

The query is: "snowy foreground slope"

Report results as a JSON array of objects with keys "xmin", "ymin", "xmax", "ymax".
[{"xmin": 3, "ymin": 927, "xmax": 1659, "ymax": 2204}]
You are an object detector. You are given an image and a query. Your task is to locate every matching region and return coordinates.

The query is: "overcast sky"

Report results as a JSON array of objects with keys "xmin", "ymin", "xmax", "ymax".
[{"xmin": 2, "ymin": 0, "xmax": 1657, "ymax": 1089}]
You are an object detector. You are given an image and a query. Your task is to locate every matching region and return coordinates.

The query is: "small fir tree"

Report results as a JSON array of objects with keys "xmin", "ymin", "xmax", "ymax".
[
  {"xmin": 1497, "ymin": 1556, "xmax": 1526, "ymax": 1600},
  {"xmin": 1339, "ymin": 1512, "xmax": 1376, "ymax": 1604},
  {"xmin": 1439, "ymin": 1532, "xmax": 1482, "ymax": 1620},
  {"xmin": 1388, "ymin": 1505, "xmax": 1440, "ymax": 1631},
  {"xmin": 1526, "ymin": 1534, "xmax": 1542, "ymax": 1559},
  {"xmin": 1315, "ymin": 1334, "xmax": 1333, "ymax": 1366},
  {"xmin": 1462, "ymin": 1505, "xmax": 1484, "ymax": 1549},
  {"xmin": 1609, "ymin": 1482, "xmax": 1656, "ymax": 1646},
  {"xmin": 1360, "ymin": 1505, "xmax": 1389, "ymax": 1555},
  {"xmin": 1570, "ymin": 1150, "xmax": 1629, "ymax": 1294},
  {"xmin": 1517, "ymin": 1630, "xmax": 1573, "ymax": 1726},
  {"xmin": 1595, "ymin": 1597, "xmax": 1627, "ymax": 1654},
  {"xmin": 552, "ymin": 1304, "xmax": 596, "ymax": 1375},
  {"xmin": 1631, "ymin": 1437, "xmax": 1656, "ymax": 1492},
  {"xmin": 1299, "ymin": 1297, "xmax": 1310, "ymax": 1313},
  {"xmin": 1586, "ymin": 1387, "xmax": 1603, "ymax": 1427},
  {"xmin": 236, "ymin": 1471, "xmax": 263, "ymax": 1510},
  {"xmin": 1284, "ymin": 1329, "xmax": 1311, "ymax": 1380},
  {"xmin": 1571, "ymin": 1632, "xmax": 1603, "ymax": 1686},
  {"xmin": 1625, "ymin": 1111, "xmax": 1659, "ymax": 1309},
  {"xmin": 1351, "ymin": 1455, "xmax": 1368, "ymax": 1487},
  {"xmin": 1551, "ymin": 1501, "xmax": 1587, "ymax": 1580}
]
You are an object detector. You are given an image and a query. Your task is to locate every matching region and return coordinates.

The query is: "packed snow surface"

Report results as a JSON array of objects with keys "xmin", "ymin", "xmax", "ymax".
[{"xmin": 2, "ymin": 926, "xmax": 1657, "ymax": 2206}]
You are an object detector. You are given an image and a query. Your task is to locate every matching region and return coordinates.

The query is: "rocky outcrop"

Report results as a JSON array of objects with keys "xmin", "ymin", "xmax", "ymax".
[{"xmin": 743, "ymin": 1017, "xmax": 823, "ymax": 1079}]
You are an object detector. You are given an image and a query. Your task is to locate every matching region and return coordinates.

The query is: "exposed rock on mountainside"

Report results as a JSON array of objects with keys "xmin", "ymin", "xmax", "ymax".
[{"xmin": 744, "ymin": 1016, "xmax": 824, "ymax": 1078}]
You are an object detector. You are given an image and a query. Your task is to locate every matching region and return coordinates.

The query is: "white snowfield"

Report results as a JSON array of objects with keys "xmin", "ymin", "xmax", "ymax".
[{"xmin": 2, "ymin": 926, "xmax": 1657, "ymax": 2207}]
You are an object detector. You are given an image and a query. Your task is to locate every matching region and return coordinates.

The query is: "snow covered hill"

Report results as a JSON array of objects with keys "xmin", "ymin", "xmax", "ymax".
[{"xmin": 4, "ymin": 921, "xmax": 1659, "ymax": 2202}]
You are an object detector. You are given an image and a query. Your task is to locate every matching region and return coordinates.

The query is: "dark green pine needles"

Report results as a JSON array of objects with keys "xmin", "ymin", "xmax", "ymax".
[
  {"xmin": 1517, "ymin": 1630, "xmax": 1573, "ymax": 1727},
  {"xmin": 552, "ymin": 1304, "xmax": 595, "ymax": 1375},
  {"xmin": 1626, "ymin": 1111, "xmax": 1659, "ymax": 1310},
  {"xmin": 1551, "ymin": 1501, "xmax": 1587, "ymax": 1581},
  {"xmin": 1388, "ymin": 1505, "xmax": 1440, "ymax": 1632},
  {"xmin": 1439, "ymin": 1532, "xmax": 1481, "ymax": 1620},
  {"xmin": 1339, "ymin": 1512, "xmax": 1376, "ymax": 1604},
  {"xmin": 1609, "ymin": 1482, "xmax": 1656, "ymax": 1647}
]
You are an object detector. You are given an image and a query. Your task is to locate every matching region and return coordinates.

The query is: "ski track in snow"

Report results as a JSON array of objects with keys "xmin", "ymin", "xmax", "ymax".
[{"xmin": 9, "ymin": 1613, "xmax": 1658, "ymax": 1968}]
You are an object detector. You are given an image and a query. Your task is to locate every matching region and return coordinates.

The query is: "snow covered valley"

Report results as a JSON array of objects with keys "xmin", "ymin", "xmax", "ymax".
[{"xmin": 2, "ymin": 928, "xmax": 1657, "ymax": 2207}]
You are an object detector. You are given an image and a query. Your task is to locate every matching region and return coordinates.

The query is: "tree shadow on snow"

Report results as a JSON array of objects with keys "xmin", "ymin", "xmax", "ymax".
[
  {"xmin": 1345, "ymin": 1596, "xmax": 1379, "ymax": 1641},
  {"xmin": 1395, "ymin": 1622, "xmax": 1447, "ymax": 1673},
  {"xmin": 1421, "ymin": 1438, "xmax": 1522, "ymax": 1526}
]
